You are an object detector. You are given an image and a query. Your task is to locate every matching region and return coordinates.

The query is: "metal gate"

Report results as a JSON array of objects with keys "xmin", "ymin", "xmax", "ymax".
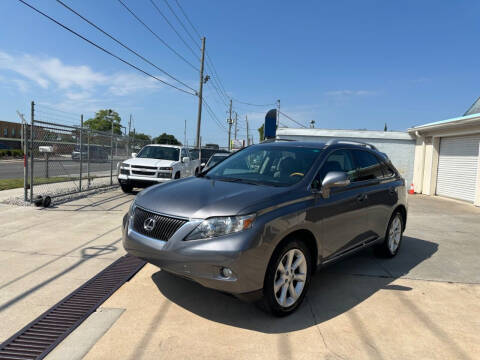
[
  {"xmin": 436, "ymin": 135, "xmax": 480, "ymax": 202},
  {"xmin": 24, "ymin": 102, "xmax": 149, "ymax": 202}
]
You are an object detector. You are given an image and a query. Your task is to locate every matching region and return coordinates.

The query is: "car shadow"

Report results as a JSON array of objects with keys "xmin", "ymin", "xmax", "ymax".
[{"xmin": 152, "ymin": 236, "xmax": 438, "ymax": 333}]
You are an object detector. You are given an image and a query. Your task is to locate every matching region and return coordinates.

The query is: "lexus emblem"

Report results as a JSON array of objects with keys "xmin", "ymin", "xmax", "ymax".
[{"xmin": 143, "ymin": 218, "xmax": 156, "ymax": 232}]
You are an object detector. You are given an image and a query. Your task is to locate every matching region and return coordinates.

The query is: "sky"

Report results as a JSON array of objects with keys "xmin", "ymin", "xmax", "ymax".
[{"xmin": 0, "ymin": 0, "xmax": 479, "ymax": 147}]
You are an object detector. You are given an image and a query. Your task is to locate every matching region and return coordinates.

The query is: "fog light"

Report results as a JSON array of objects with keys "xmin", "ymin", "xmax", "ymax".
[{"xmin": 221, "ymin": 267, "xmax": 233, "ymax": 278}]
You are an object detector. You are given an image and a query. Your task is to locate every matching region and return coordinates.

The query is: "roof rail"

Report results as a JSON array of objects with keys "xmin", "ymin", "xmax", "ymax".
[{"xmin": 325, "ymin": 139, "xmax": 378, "ymax": 151}]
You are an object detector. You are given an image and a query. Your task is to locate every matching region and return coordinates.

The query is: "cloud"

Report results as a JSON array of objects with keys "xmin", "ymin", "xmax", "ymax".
[
  {"xmin": 0, "ymin": 50, "xmax": 163, "ymax": 98},
  {"xmin": 325, "ymin": 90, "xmax": 378, "ymax": 96}
]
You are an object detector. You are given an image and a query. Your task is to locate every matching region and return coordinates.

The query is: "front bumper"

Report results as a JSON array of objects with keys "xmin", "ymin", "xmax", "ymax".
[
  {"xmin": 118, "ymin": 173, "xmax": 172, "ymax": 185},
  {"xmin": 122, "ymin": 212, "xmax": 267, "ymax": 297}
]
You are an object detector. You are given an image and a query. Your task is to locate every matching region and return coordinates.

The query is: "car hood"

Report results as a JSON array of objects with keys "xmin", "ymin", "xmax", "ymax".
[
  {"xmin": 123, "ymin": 157, "xmax": 177, "ymax": 168},
  {"xmin": 134, "ymin": 177, "xmax": 288, "ymax": 219}
]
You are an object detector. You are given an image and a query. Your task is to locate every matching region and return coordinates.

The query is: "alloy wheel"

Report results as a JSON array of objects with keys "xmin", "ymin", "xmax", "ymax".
[
  {"xmin": 388, "ymin": 215, "xmax": 402, "ymax": 253},
  {"xmin": 273, "ymin": 248, "xmax": 307, "ymax": 308}
]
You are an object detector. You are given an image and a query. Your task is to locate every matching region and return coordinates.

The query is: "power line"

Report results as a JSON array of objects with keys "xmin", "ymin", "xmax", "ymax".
[
  {"xmin": 231, "ymin": 98, "xmax": 276, "ymax": 107},
  {"xmin": 56, "ymin": 0, "xmax": 197, "ymax": 93},
  {"xmin": 161, "ymin": 0, "xmax": 200, "ymax": 50},
  {"xmin": 116, "ymin": 0, "xmax": 200, "ymax": 72},
  {"xmin": 202, "ymin": 98, "xmax": 228, "ymax": 132},
  {"xmin": 279, "ymin": 111, "xmax": 307, "ymax": 128},
  {"xmin": 173, "ymin": 0, "xmax": 202, "ymax": 39},
  {"xmin": 148, "ymin": 0, "xmax": 200, "ymax": 63},
  {"xmin": 17, "ymin": 0, "xmax": 196, "ymax": 96}
]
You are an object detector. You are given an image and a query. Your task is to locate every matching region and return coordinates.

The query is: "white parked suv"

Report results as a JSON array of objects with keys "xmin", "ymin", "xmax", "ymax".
[{"xmin": 117, "ymin": 144, "xmax": 200, "ymax": 193}]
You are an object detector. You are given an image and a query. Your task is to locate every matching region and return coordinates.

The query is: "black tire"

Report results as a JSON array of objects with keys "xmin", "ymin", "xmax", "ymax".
[
  {"xmin": 375, "ymin": 211, "xmax": 404, "ymax": 258},
  {"xmin": 174, "ymin": 172, "xmax": 181, "ymax": 179},
  {"xmin": 261, "ymin": 239, "xmax": 312, "ymax": 317},
  {"xmin": 120, "ymin": 183, "xmax": 133, "ymax": 193}
]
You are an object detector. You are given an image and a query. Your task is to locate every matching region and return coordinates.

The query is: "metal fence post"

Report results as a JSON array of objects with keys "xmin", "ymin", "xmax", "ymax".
[
  {"xmin": 110, "ymin": 126, "xmax": 114, "ymax": 186},
  {"xmin": 79, "ymin": 115, "xmax": 83, "ymax": 192},
  {"xmin": 23, "ymin": 121, "xmax": 28, "ymax": 202},
  {"xmin": 29, "ymin": 101, "xmax": 34, "ymax": 203},
  {"xmin": 87, "ymin": 129, "xmax": 90, "ymax": 189}
]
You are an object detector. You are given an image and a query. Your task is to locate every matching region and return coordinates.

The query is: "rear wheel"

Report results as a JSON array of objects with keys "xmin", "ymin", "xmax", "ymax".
[
  {"xmin": 375, "ymin": 211, "xmax": 403, "ymax": 257},
  {"xmin": 262, "ymin": 239, "xmax": 311, "ymax": 316},
  {"xmin": 120, "ymin": 183, "xmax": 133, "ymax": 193}
]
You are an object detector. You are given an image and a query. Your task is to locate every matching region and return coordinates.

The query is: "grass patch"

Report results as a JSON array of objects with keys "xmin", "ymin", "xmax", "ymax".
[{"xmin": 0, "ymin": 177, "xmax": 71, "ymax": 191}]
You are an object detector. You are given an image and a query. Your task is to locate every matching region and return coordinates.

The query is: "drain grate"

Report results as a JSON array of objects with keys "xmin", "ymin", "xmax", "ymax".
[{"xmin": 0, "ymin": 254, "xmax": 145, "ymax": 360}]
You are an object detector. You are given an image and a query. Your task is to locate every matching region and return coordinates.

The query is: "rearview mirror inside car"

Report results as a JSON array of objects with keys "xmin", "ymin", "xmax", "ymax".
[{"xmin": 320, "ymin": 171, "xmax": 350, "ymax": 198}]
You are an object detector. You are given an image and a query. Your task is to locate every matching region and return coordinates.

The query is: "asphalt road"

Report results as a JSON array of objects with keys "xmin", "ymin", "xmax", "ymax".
[{"xmin": 0, "ymin": 159, "xmax": 115, "ymax": 179}]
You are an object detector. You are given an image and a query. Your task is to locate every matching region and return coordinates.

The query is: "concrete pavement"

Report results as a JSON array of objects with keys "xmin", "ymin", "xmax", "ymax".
[
  {"xmin": 75, "ymin": 195, "xmax": 480, "ymax": 360},
  {"xmin": 0, "ymin": 189, "xmax": 135, "ymax": 342}
]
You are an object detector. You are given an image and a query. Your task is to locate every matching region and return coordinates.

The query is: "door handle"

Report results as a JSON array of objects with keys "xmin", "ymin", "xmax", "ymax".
[
  {"xmin": 356, "ymin": 194, "xmax": 367, "ymax": 202},
  {"xmin": 389, "ymin": 187, "xmax": 396, "ymax": 195}
]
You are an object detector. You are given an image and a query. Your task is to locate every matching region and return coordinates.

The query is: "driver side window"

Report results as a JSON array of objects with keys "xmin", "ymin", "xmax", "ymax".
[{"xmin": 315, "ymin": 149, "xmax": 355, "ymax": 186}]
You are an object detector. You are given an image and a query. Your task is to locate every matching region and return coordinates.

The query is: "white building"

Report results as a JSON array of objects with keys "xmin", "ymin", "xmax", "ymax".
[
  {"xmin": 276, "ymin": 128, "xmax": 416, "ymax": 184},
  {"xmin": 408, "ymin": 111, "xmax": 480, "ymax": 206}
]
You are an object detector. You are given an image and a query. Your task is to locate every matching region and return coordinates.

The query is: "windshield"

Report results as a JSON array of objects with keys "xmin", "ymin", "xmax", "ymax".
[
  {"xmin": 136, "ymin": 146, "xmax": 179, "ymax": 161},
  {"xmin": 207, "ymin": 154, "xmax": 228, "ymax": 168},
  {"xmin": 205, "ymin": 145, "xmax": 321, "ymax": 187}
]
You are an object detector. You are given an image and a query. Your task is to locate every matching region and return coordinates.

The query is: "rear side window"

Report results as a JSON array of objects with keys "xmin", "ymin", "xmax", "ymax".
[
  {"xmin": 351, "ymin": 149, "xmax": 384, "ymax": 181},
  {"xmin": 381, "ymin": 162, "xmax": 396, "ymax": 178}
]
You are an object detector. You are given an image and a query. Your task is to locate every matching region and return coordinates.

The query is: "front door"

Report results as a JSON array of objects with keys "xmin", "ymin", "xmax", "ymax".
[{"xmin": 309, "ymin": 149, "xmax": 371, "ymax": 260}]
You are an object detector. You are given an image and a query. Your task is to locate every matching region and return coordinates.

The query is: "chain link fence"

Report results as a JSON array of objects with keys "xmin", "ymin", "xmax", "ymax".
[{"xmin": 24, "ymin": 102, "xmax": 149, "ymax": 202}]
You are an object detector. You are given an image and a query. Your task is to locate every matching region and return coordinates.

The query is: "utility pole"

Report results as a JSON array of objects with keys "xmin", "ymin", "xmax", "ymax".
[
  {"xmin": 246, "ymin": 115, "xmax": 249, "ymax": 146},
  {"xmin": 184, "ymin": 119, "xmax": 187, "ymax": 146},
  {"xmin": 128, "ymin": 114, "xmax": 132, "ymax": 153},
  {"xmin": 227, "ymin": 99, "xmax": 233, "ymax": 150},
  {"xmin": 234, "ymin": 112, "xmax": 238, "ymax": 140},
  {"xmin": 276, "ymin": 99, "xmax": 281, "ymax": 128},
  {"xmin": 195, "ymin": 37, "xmax": 206, "ymax": 150}
]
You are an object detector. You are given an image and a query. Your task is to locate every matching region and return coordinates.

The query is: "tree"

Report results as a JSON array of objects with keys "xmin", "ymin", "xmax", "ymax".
[
  {"xmin": 152, "ymin": 133, "xmax": 181, "ymax": 145},
  {"xmin": 258, "ymin": 124, "xmax": 264, "ymax": 142},
  {"xmin": 129, "ymin": 132, "xmax": 151, "ymax": 142},
  {"xmin": 84, "ymin": 109, "xmax": 122, "ymax": 135},
  {"xmin": 384, "ymin": 123, "xmax": 388, "ymax": 131}
]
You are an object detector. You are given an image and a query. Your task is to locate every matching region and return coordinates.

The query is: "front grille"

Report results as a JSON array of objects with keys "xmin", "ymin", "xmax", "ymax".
[
  {"xmin": 132, "ymin": 170, "xmax": 155, "ymax": 176},
  {"xmin": 133, "ymin": 207, "xmax": 188, "ymax": 241},
  {"xmin": 131, "ymin": 165, "xmax": 157, "ymax": 170}
]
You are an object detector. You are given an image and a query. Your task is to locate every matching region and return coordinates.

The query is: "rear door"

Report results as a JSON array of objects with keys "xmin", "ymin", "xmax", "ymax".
[
  {"xmin": 180, "ymin": 148, "xmax": 190, "ymax": 177},
  {"xmin": 310, "ymin": 149, "xmax": 371, "ymax": 259},
  {"xmin": 351, "ymin": 149, "xmax": 393, "ymax": 241}
]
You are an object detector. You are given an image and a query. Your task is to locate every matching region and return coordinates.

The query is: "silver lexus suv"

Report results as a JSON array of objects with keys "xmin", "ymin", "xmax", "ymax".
[{"xmin": 123, "ymin": 140, "xmax": 407, "ymax": 316}]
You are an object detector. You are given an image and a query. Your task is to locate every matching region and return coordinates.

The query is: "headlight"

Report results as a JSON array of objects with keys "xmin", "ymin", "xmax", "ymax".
[
  {"xmin": 159, "ymin": 167, "xmax": 173, "ymax": 171},
  {"xmin": 185, "ymin": 214, "xmax": 255, "ymax": 240},
  {"xmin": 128, "ymin": 199, "xmax": 137, "ymax": 217},
  {"xmin": 120, "ymin": 162, "xmax": 130, "ymax": 168}
]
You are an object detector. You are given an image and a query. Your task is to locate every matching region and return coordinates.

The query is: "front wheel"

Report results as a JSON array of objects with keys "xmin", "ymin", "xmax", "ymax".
[
  {"xmin": 120, "ymin": 183, "xmax": 133, "ymax": 193},
  {"xmin": 262, "ymin": 240, "xmax": 312, "ymax": 316},
  {"xmin": 375, "ymin": 211, "xmax": 404, "ymax": 257}
]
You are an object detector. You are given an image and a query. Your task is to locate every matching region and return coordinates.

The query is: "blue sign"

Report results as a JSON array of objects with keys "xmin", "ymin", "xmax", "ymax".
[{"xmin": 264, "ymin": 109, "xmax": 277, "ymax": 139}]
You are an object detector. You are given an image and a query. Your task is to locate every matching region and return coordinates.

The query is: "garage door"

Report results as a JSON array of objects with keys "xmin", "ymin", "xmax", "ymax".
[{"xmin": 436, "ymin": 135, "xmax": 480, "ymax": 202}]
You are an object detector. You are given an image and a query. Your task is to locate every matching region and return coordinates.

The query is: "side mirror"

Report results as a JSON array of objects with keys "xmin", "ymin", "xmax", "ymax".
[
  {"xmin": 131, "ymin": 153, "xmax": 137, "ymax": 158},
  {"xmin": 201, "ymin": 162, "xmax": 206, "ymax": 167},
  {"xmin": 319, "ymin": 171, "xmax": 350, "ymax": 198},
  {"xmin": 182, "ymin": 156, "xmax": 190, "ymax": 163}
]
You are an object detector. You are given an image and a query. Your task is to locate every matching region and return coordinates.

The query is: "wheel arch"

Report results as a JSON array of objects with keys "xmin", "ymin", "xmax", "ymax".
[
  {"xmin": 268, "ymin": 228, "xmax": 319, "ymax": 275},
  {"xmin": 393, "ymin": 204, "xmax": 407, "ymax": 231}
]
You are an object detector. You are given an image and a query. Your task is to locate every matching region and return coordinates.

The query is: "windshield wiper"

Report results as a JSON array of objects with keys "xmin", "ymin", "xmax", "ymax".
[{"xmin": 216, "ymin": 177, "xmax": 261, "ymax": 186}]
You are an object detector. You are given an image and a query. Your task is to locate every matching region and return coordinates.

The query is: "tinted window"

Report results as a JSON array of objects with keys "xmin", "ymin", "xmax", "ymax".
[
  {"xmin": 352, "ymin": 150, "xmax": 384, "ymax": 181},
  {"xmin": 181, "ymin": 149, "xmax": 188, "ymax": 159},
  {"xmin": 317, "ymin": 149, "xmax": 356, "ymax": 183}
]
